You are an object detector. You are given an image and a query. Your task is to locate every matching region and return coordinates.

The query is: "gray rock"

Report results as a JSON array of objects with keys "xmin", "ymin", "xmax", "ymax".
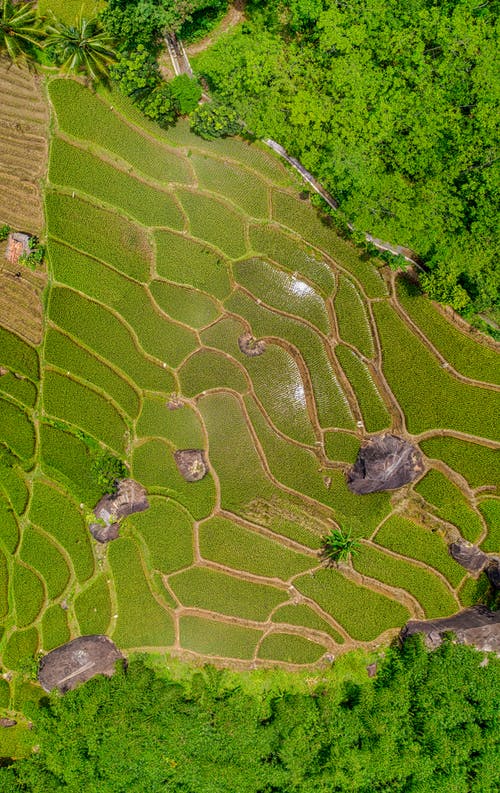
[
  {"xmin": 238, "ymin": 332, "xmax": 266, "ymax": 357},
  {"xmin": 347, "ymin": 434, "xmax": 424, "ymax": 494},
  {"xmin": 0, "ymin": 718, "xmax": 17, "ymax": 728},
  {"xmin": 38, "ymin": 635, "xmax": 124, "ymax": 694},
  {"xmin": 449, "ymin": 541, "xmax": 489, "ymax": 574},
  {"xmin": 174, "ymin": 449, "xmax": 208, "ymax": 482},
  {"xmin": 486, "ymin": 558, "xmax": 500, "ymax": 589},
  {"xmin": 90, "ymin": 479, "xmax": 149, "ymax": 543},
  {"xmin": 400, "ymin": 606, "xmax": 500, "ymax": 654}
]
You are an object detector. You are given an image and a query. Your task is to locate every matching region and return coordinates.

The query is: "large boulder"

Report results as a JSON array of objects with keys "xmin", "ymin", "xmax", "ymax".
[
  {"xmin": 449, "ymin": 541, "xmax": 489, "ymax": 574},
  {"xmin": 347, "ymin": 434, "xmax": 424, "ymax": 494},
  {"xmin": 38, "ymin": 635, "xmax": 124, "ymax": 693},
  {"xmin": 174, "ymin": 449, "xmax": 208, "ymax": 482},
  {"xmin": 89, "ymin": 478, "xmax": 149, "ymax": 543},
  {"xmin": 400, "ymin": 606, "xmax": 500, "ymax": 654}
]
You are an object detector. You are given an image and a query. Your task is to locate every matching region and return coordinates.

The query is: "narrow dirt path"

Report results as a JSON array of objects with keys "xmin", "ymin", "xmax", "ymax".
[{"xmin": 185, "ymin": 2, "xmax": 246, "ymax": 57}]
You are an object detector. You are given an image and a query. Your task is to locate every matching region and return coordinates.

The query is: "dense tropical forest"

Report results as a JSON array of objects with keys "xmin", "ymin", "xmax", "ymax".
[{"xmin": 1, "ymin": 637, "xmax": 499, "ymax": 792}]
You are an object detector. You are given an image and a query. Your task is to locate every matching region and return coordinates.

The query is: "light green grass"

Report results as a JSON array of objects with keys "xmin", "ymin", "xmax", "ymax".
[
  {"xmin": 20, "ymin": 526, "xmax": 71, "ymax": 599},
  {"xmin": 200, "ymin": 315, "xmax": 246, "ymax": 355},
  {"xmin": 198, "ymin": 515, "xmax": 313, "ymax": 580},
  {"xmin": 295, "ymin": 568, "xmax": 409, "ymax": 641},
  {"xmin": 45, "ymin": 325, "xmax": 140, "ymax": 419},
  {"xmin": 197, "ymin": 391, "xmax": 275, "ymax": 513},
  {"xmin": 326, "ymin": 470, "xmax": 391, "ymax": 538},
  {"xmin": 271, "ymin": 604, "xmax": 344, "ymax": 643},
  {"xmin": 248, "ymin": 224, "xmax": 335, "ymax": 296},
  {"xmin": 150, "ymin": 280, "xmax": 220, "ymax": 329},
  {"xmin": 49, "ymin": 245, "xmax": 198, "ymax": 367},
  {"xmin": 29, "ymin": 482, "xmax": 94, "ymax": 584},
  {"xmin": 0, "ymin": 677, "xmax": 9, "ymax": 708},
  {"xmin": 169, "ymin": 566, "xmax": 288, "ymax": 621},
  {"xmin": 0, "ymin": 497, "xmax": 19, "ymax": 554},
  {"xmin": 43, "ymin": 370, "xmax": 128, "ymax": 455},
  {"xmin": 479, "ymin": 499, "xmax": 500, "ymax": 553},
  {"xmin": 0, "ymin": 398, "xmax": 35, "ymax": 460},
  {"xmin": 336, "ymin": 345, "xmax": 391, "ymax": 432},
  {"xmin": 49, "ymin": 137, "xmax": 185, "ymax": 229},
  {"xmin": 415, "ymin": 469, "xmax": 484, "ymax": 543},
  {"xmin": 354, "ymin": 543, "xmax": 458, "ymax": 618},
  {"xmin": 179, "ymin": 349, "xmax": 248, "ymax": 397},
  {"xmin": 49, "ymin": 287, "xmax": 175, "ymax": 392},
  {"xmin": 258, "ymin": 632, "xmax": 326, "ymax": 664},
  {"xmin": 0, "ymin": 549, "xmax": 8, "ymax": 619},
  {"xmin": 420, "ymin": 437, "xmax": 500, "ymax": 493},
  {"xmin": 243, "ymin": 344, "xmax": 315, "ymax": 445},
  {"xmin": 179, "ymin": 615, "xmax": 261, "ymax": 659},
  {"xmin": 324, "ymin": 431, "xmax": 361, "ymax": 463},
  {"xmin": 0, "ymin": 373, "xmax": 37, "ymax": 408},
  {"xmin": 0, "ymin": 327, "xmax": 39, "ymax": 381},
  {"xmin": 39, "ymin": 1, "xmax": 103, "ymax": 22},
  {"xmin": 397, "ymin": 276, "xmax": 500, "ymax": 385},
  {"xmin": 12, "ymin": 561, "xmax": 45, "ymax": 628},
  {"xmin": 245, "ymin": 395, "xmax": 333, "ymax": 508},
  {"xmin": 458, "ymin": 574, "xmax": 491, "ymax": 608},
  {"xmin": 271, "ymin": 192, "xmax": 387, "ymax": 298},
  {"xmin": 375, "ymin": 515, "xmax": 465, "ymax": 587},
  {"xmin": 2, "ymin": 628, "xmax": 38, "ymax": 671},
  {"xmin": 136, "ymin": 398, "xmax": 204, "ymax": 448},
  {"xmin": 48, "ymin": 79, "xmax": 193, "ymax": 186},
  {"xmin": 225, "ymin": 289, "xmax": 354, "ymax": 429},
  {"xmin": 132, "ymin": 439, "xmax": 215, "ymax": 520},
  {"xmin": 41, "ymin": 605, "xmax": 70, "ymax": 652},
  {"xmin": 154, "ymin": 230, "xmax": 231, "ymax": 299},
  {"xmin": 39, "ymin": 424, "xmax": 105, "ymax": 506},
  {"xmin": 373, "ymin": 301, "xmax": 499, "ymax": 441},
  {"xmin": 334, "ymin": 276, "xmax": 374, "ymax": 358},
  {"xmin": 0, "ymin": 465, "xmax": 29, "ymax": 516},
  {"xmin": 192, "ymin": 153, "xmax": 270, "ymax": 218},
  {"xmin": 74, "ymin": 575, "xmax": 112, "ymax": 635},
  {"xmin": 46, "ymin": 191, "xmax": 152, "ymax": 281},
  {"xmin": 177, "ymin": 188, "xmax": 247, "ymax": 258},
  {"xmin": 166, "ymin": 119, "xmax": 292, "ymax": 185},
  {"xmin": 129, "ymin": 496, "xmax": 193, "ymax": 574},
  {"xmin": 109, "ymin": 538, "xmax": 175, "ymax": 648},
  {"xmin": 234, "ymin": 257, "xmax": 330, "ymax": 334}
]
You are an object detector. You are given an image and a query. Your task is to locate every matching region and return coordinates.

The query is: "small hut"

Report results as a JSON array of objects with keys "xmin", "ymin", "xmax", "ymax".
[{"xmin": 5, "ymin": 232, "xmax": 31, "ymax": 265}]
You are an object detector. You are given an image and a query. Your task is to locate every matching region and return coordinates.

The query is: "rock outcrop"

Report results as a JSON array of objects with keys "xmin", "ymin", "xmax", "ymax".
[
  {"xmin": 174, "ymin": 449, "xmax": 208, "ymax": 482},
  {"xmin": 347, "ymin": 434, "xmax": 424, "ymax": 494},
  {"xmin": 89, "ymin": 478, "xmax": 149, "ymax": 543},
  {"xmin": 400, "ymin": 606, "xmax": 500, "ymax": 655},
  {"xmin": 38, "ymin": 635, "xmax": 124, "ymax": 693},
  {"xmin": 238, "ymin": 332, "xmax": 266, "ymax": 357},
  {"xmin": 449, "ymin": 541, "xmax": 500, "ymax": 590}
]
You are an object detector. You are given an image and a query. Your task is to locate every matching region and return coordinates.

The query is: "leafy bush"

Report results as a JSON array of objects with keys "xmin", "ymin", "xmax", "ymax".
[
  {"xmin": 190, "ymin": 102, "xmax": 241, "ymax": 140},
  {"xmin": 171, "ymin": 74, "xmax": 202, "ymax": 114}
]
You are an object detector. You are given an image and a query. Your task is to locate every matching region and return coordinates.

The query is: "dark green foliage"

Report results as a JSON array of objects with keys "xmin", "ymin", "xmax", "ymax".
[
  {"xmin": 190, "ymin": 102, "xmax": 241, "ymax": 140},
  {"xmin": 90, "ymin": 448, "xmax": 127, "ymax": 493},
  {"xmin": 321, "ymin": 529, "xmax": 361, "ymax": 564},
  {"xmin": 5, "ymin": 641, "xmax": 500, "ymax": 791},
  {"xmin": 196, "ymin": 0, "xmax": 500, "ymax": 315},
  {"xmin": 171, "ymin": 74, "xmax": 202, "ymax": 114}
]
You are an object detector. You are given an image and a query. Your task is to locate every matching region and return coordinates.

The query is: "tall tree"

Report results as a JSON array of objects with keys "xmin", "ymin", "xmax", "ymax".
[
  {"xmin": 0, "ymin": 0, "xmax": 42, "ymax": 64},
  {"xmin": 45, "ymin": 14, "xmax": 116, "ymax": 82}
]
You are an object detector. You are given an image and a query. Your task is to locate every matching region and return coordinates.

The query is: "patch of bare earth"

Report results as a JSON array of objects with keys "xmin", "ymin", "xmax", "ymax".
[{"xmin": 0, "ymin": 60, "xmax": 49, "ymax": 343}]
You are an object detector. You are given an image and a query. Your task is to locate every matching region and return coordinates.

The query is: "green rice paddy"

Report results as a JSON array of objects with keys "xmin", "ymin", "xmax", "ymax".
[{"xmin": 0, "ymin": 75, "xmax": 498, "ymax": 683}]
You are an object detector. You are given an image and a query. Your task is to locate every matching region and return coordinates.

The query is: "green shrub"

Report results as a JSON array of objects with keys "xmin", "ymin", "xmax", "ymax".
[
  {"xmin": 171, "ymin": 75, "xmax": 202, "ymax": 115},
  {"xmin": 190, "ymin": 103, "xmax": 241, "ymax": 140}
]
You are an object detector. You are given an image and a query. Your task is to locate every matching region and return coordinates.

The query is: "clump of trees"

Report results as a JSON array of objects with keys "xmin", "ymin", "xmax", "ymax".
[
  {"xmin": 196, "ymin": 0, "xmax": 499, "ymax": 317},
  {"xmin": 2, "ymin": 637, "xmax": 499, "ymax": 791}
]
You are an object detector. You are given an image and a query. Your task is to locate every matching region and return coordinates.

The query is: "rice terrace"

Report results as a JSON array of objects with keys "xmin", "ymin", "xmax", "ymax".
[{"xmin": 0, "ymin": 1, "xmax": 499, "ymax": 756}]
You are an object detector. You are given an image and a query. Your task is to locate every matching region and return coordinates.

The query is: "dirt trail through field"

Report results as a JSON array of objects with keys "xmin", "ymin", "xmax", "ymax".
[{"xmin": 185, "ymin": 1, "xmax": 246, "ymax": 57}]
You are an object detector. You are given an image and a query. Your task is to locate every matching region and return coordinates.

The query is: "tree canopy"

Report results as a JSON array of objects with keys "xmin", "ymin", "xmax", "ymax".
[
  {"xmin": 3, "ymin": 637, "xmax": 499, "ymax": 792},
  {"xmin": 195, "ymin": 0, "xmax": 500, "ymax": 315}
]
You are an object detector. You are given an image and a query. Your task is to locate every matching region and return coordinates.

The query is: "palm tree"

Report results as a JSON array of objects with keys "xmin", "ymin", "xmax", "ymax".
[
  {"xmin": 0, "ymin": 0, "xmax": 43, "ymax": 64},
  {"xmin": 321, "ymin": 529, "xmax": 361, "ymax": 565},
  {"xmin": 44, "ymin": 15, "xmax": 116, "ymax": 83}
]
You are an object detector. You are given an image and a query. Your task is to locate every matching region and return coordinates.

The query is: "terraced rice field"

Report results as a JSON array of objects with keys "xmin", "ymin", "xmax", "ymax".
[
  {"xmin": 0, "ymin": 62, "xmax": 48, "ymax": 345},
  {"xmin": 0, "ymin": 75, "xmax": 498, "ymax": 691}
]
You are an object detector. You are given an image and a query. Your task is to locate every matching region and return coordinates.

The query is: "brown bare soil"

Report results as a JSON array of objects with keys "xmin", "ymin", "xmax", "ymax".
[{"xmin": 0, "ymin": 60, "xmax": 49, "ymax": 343}]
